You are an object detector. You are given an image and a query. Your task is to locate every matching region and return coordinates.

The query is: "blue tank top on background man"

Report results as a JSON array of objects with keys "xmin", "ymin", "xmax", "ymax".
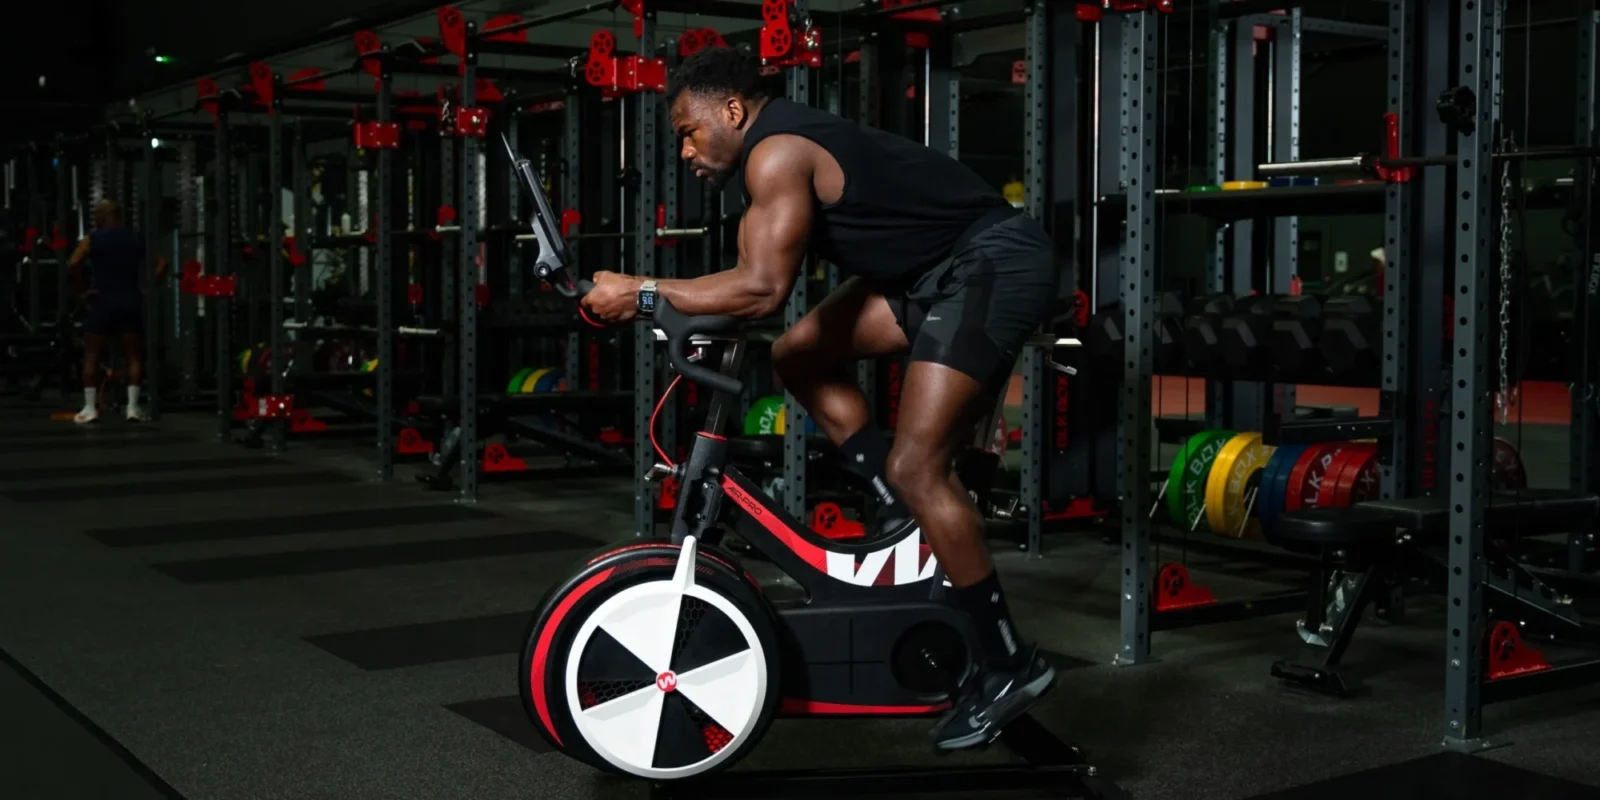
[{"xmin": 89, "ymin": 227, "xmax": 144, "ymax": 298}]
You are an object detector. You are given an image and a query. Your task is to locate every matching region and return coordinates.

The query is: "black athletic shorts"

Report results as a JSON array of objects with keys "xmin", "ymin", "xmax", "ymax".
[
  {"xmin": 881, "ymin": 210, "xmax": 1058, "ymax": 393},
  {"xmin": 84, "ymin": 294, "xmax": 144, "ymax": 336}
]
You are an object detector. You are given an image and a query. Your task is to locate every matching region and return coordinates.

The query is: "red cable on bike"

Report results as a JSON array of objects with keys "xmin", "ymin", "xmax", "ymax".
[{"xmin": 650, "ymin": 374, "xmax": 682, "ymax": 468}]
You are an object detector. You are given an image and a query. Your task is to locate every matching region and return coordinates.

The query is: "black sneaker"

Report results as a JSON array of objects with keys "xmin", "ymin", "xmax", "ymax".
[{"xmin": 930, "ymin": 649, "xmax": 1056, "ymax": 752}]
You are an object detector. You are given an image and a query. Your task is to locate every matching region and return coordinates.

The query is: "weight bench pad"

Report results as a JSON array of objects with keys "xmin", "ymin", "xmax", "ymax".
[
  {"xmin": 1358, "ymin": 489, "xmax": 1599, "ymax": 537},
  {"xmin": 1273, "ymin": 507, "xmax": 1398, "ymax": 548}
]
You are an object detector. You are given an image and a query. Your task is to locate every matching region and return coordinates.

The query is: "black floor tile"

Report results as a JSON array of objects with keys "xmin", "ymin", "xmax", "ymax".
[
  {"xmin": 1040, "ymin": 649, "xmax": 1097, "ymax": 672},
  {"xmin": 305, "ymin": 612, "xmax": 530, "ymax": 670},
  {"xmin": 86, "ymin": 504, "xmax": 498, "ymax": 548},
  {"xmin": 0, "ymin": 647, "xmax": 184, "ymax": 800},
  {"xmin": 5, "ymin": 435, "xmax": 190, "ymax": 455},
  {"xmin": 446, "ymin": 697, "xmax": 552, "ymax": 754},
  {"xmin": 150, "ymin": 530, "xmax": 598, "ymax": 583},
  {"xmin": 2, "ymin": 471, "xmax": 355, "ymax": 503},
  {"xmin": 0, "ymin": 456, "xmax": 287, "ymax": 483},
  {"xmin": 0, "ymin": 427, "xmax": 170, "ymax": 441},
  {"xmin": 1244, "ymin": 752, "xmax": 1600, "ymax": 800}
]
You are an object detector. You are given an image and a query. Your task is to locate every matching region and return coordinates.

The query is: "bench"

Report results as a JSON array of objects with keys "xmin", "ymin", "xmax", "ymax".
[{"xmin": 1268, "ymin": 489, "xmax": 1599, "ymax": 697}]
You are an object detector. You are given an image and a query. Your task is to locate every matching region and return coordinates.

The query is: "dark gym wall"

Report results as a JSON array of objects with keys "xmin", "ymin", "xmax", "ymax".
[
  {"xmin": 105, "ymin": 0, "xmax": 443, "ymax": 99},
  {"xmin": 3, "ymin": 2, "xmax": 116, "ymax": 150}
]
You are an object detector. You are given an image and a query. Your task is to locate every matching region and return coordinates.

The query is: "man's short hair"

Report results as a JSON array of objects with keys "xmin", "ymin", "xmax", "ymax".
[{"xmin": 666, "ymin": 46, "xmax": 767, "ymax": 105}]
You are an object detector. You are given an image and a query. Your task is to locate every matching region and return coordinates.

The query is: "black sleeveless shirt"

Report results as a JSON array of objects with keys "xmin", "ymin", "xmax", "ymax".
[
  {"xmin": 739, "ymin": 99, "xmax": 1013, "ymax": 281},
  {"xmin": 89, "ymin": 227, "xmax": 144, "ymax": 297}
]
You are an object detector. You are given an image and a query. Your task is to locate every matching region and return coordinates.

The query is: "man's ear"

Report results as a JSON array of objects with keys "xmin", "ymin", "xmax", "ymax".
[{"xmin": 726, "ymin": 96, "xmax": 749, "ymax": 130}]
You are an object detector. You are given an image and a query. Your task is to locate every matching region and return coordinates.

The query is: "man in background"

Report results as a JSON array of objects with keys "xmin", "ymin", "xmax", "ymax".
[{"xmin": 67, "ymin": 200, "xmax": 166, "ymax": 423}]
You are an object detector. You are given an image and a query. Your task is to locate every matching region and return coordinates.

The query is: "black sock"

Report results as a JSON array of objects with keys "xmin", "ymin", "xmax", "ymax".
[
  {"xmin": 952, "ymin": 569, "xmax": 1028, "ymax": 671},
  {"xmin": 839, "ymin": 427, "xmax": 910, "ymax": 521}
]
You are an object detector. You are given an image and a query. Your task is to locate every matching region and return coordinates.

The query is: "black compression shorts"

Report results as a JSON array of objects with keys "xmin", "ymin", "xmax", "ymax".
[
  {"xmin": 881, "ymin": 211, "xmax": 1059, "ymax": 393},
  {"xmin": 85, "ymin": 294, "xmax": 144, "ymax": 337}
]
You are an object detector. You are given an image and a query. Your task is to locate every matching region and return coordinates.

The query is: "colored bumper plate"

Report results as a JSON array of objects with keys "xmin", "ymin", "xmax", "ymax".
[
  {"xmin": 745, "ymin": 395, "xmax": 786, "ymax": 435},
  {"xmin": 508, "ymin": 367, "xmax": 535, "ymax": 395},
  {"xmin": 1167, "ymin": 429, "xmax": 1236, "ymax": 531},
  {"xmin": 1222, "ymin": 181, "xmax": 1268, "ymax": 190},
  {"xmin": 1205, "ymin": 432, "xmax": 1275, "ymax": 539}
]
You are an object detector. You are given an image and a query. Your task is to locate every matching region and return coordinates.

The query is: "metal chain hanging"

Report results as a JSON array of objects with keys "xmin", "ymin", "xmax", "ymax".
[{"xmin": 1496, "ymin": 135, "xmax": 1516, "ymax": 424}]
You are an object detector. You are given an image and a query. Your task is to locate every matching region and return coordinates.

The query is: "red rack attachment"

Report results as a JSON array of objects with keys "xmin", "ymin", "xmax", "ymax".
[
  {"xmin": 483, "ymin": 14, "xmax": 527, "ymax": 42},
  {"xmin": 679, "ymin": 28, "xmax": 727, "ymax": 57},
  {"xmin": 1373, "ymin": 112, "xmax": 1416, "ymax": 184},
  {"xmin": 254, "ymin": 394, "xmax": 295, "ymax": 420},
  {"xmin": 355, "ymin": 30, "xmax": 384, "ymax": 78},
  {"xmin": 354, "ymin": 121, "xmax": 401, "ymax": 149},
  {"xmin": 282, "ymin": 236, "xmax": 305, "ymax": 268},
  {"xmin": 1486, "ymin": 621, "xmax": 1552, "ymax": 681},
  {"xmin": 248, "ymin": 63, "xmax": 276, "ymax": 111},
  {"xmin": 179, "ymin": 260, "xmax": 237, "ymax": 297},
  {"xmin": 196, "ymin": 77, "xmax": 222, "ymax": 121},
  {"xmin": 560, "ymin": 209, "xmax": 582, "ymax": 238},
  {"xmin": 397, "ymin": 428, "xmax": 435, "ymax": 456},
  {"xmin": 453, "ymin": 107, "xmax": 490, "ymax": 137},
  {"xmin": 585, "ymin": 31, "xmax": 666, "ymax": 95},
  {"xmin": 1109, "ymin": 0, "xmax": 1174, "ymax": 11},
  {"xmin": 286, "ymin": 67, "xmax": 325, "ymax": 90},
  {"xmin": 760, "ymin": 0, "xmax": 821, "ymax": 69},
  {"xmin": 1154, "ymin": 563, "xmax": 1216, "ymax": 612},
  {"xmin": 483, "ymin": 443, "xmax": 528, "ymax": 473},
  {"xmin": 880, "ymin": 0, "xmax": 941, "ymax": 22}
]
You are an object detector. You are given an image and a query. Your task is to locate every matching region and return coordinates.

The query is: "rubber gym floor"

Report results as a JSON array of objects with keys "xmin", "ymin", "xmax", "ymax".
[{"xmin": 4, "ymin": 403, "xmax": 1600, "ymax": 800}]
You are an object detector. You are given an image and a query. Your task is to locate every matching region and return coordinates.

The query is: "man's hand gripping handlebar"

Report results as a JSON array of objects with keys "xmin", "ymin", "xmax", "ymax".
[{"xmin": 502, "ymin": 134, "xmax": 744, "ymax": 397}]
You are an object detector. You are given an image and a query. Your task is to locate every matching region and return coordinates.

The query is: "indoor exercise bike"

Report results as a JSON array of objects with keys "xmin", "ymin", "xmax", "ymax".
[{"xmin": 503, "ymin": 139, "xmax": 1116, "ymax": 797}]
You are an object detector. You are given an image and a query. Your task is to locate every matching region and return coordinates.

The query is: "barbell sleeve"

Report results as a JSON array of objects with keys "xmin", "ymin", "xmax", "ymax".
[
  {"xmin": 1255, "ymin": 156, "xmax": 1368, "ymax": 177},
  {"xmin": 655, "ymin": 227, "xmax": 710, "ymax": 238}
]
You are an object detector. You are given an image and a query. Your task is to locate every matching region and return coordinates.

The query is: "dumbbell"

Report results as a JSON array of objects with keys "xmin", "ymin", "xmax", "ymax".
[
  {"xmin": 1182, "ymin": 294, "xmax": 1235, "ymax": 373},
  {"xmin": 1086, "ymin": 293, "xmax": 1186, "ymax": 372},
  {"xmin": 1318, "ymin": 295, "xmax": 1379, "ymax": 381},
  {"xmin": 1218, "ymin": 295, "xmax": 1278, "ymax": 372},
  {"xmin": 1271, "ymin": 295, "xmax": 1325, "ymax": 378}
]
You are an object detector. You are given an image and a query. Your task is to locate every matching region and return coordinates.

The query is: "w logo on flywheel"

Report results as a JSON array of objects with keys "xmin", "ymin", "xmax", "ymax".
[{"xmin": 823, "ymin": 527, "xmax": 939, "ymax": 586}]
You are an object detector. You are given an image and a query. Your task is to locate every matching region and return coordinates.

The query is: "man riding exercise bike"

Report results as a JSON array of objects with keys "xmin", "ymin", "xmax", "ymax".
[{"xmin": 577, "ymin": 46, "xmax": 1061, "ymax": 751}]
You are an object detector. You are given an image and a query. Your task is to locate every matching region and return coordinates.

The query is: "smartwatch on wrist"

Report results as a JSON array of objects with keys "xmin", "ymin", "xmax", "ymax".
[{"xmin": 636, "ymin": 280, "xmax": 658, "ymax": 318}]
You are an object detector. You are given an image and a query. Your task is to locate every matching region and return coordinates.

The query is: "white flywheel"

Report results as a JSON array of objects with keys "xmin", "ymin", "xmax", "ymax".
[{"xmin": 561, "ymin": 539, "xmax": 769, "ymax": 779}]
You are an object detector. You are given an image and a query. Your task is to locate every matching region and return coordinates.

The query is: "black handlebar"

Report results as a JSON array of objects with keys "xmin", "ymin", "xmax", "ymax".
[{"xmin": 504, "ymin": 135, "xmax": 745, "ymax": 396}]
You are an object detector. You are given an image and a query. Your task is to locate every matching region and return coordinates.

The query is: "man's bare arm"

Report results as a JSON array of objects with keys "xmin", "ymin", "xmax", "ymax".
[
  {"xmin": 651, "ymin": 137, "xmax": 814, "ymax": 317},
  {"xmin": 67, "ymin": 237, "xmax": 90, "ymax": 295}
]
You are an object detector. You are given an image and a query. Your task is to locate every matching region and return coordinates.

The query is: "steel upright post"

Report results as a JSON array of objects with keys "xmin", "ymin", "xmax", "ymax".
[
  {"xmin": 215, "ymin": 110, "xmax": 234, "ymax": 442},
  {"xmin": 293, "ymin": 121, "xmax": 312, "ymax": 333},
  {"xmin": 376, "ymin": 66, "xmax": 397, "ymax": 480},
  {"xmin": 1571, "ymin": 5, "xmax": 1600, "ymax": 572},
  {"xmin": 143, "ymin": 130, "xmax": 162, "ymax": 421},
  {"xmin": 1443, "ymin": 0, "xmax": 1500, "ymax": 750},
  {"xmin": 1379, "ymin": 3, "xmax": 1412, "ymax": 501},
  {"xmin": 54, "ymin": 150, "xmax": 70, "ymax": 331},
  {"xmin": 268, "ymin": 78, "xmax": 289, "ymax": 452},
  {"xmin": 659, "ymin": 37, "xmax": 680, "ymax": 460},
  {"xmin": 1411, "ymin": 1, "xmax": 1451, "ymax": 499},
  {"xmin": 459, "ymin": 29, "xmax": 483, "ymax": 502},
  {"xmin": 1204, "ymin": 5, "xmax": 1228, "ymax": 427},
  {"xmin": 564, "ymin": 84, "xmax": 583, "ymax": 390},
  {"xmin": 1116, "ymin": 8, "xmax": 1157, "ymax": 668},
  {"xmin": 178, "ymin": 141, "xmax": 200, "ymax": 396},
  {"xmin": 1571, "ymin": 5, "xmax": 1599, "ymax": 498},
  {"xmin": 634, "ymin": 12, "xmax": 662, "ymax": 534},
  {"xmin": 780, "ymin": 3, "xmax": 812, "ymax": 523},
  {"xmin": 1020, "ymin": 0, "xmax": 1050, "ymax": 555},
  {"xmin": 1270, "ymin": 11, "xmax": 1301, "ymax": 416}
]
